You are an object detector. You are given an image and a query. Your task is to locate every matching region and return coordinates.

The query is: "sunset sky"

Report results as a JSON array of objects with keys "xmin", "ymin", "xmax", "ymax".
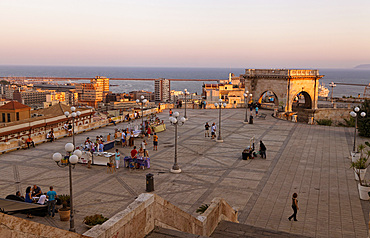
[{"xmin": 0, "ymin": 0, "xmax": 369, "ymax": 68}]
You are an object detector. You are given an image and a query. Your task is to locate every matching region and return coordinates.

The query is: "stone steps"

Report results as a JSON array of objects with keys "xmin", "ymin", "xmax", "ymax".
[{"xmin": 210, "ymin": 221, "xmax": 312, "ymax": 238}]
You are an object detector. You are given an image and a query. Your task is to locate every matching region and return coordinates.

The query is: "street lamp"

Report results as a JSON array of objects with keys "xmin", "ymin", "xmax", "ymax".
[
  {"xmin": 52, "ymin": 143, "xmax": 82, "ymax": 232},
  {"xmin": 214, "ymin": 99, "xmax": 227, "ymax": 142},
  {"xmin": 64, "ymin": 106, "xmax": 81, "ymax": 146},
  {"xmin": 136, "ymin": 96, "xmax": 148, "ymax": 135},
  {"xmin": 169, "ymin": 111, "xmax": 186, "ymax": 173},
  {"xmin": 184, "ymin": 89, "xmax": 189, "ymax": 120},
  {"xmin": 329, "ymin": 82, "xmax": 336, "ymax": 104},
  {"xmin": 350, "ymin": 107, "xmax": 366, "ymax": 152},
  {"xmin": 243, "ymin": 91, "xmax": 252, "ymax": 124}
]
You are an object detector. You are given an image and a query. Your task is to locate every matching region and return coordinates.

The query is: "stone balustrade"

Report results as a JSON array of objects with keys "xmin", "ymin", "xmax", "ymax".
[
  {"xmin": 83, "ymin": 193, "xmax": 238, "ymax": 238},
  {"xmin": 0, "ymin": 107, "xmax": 159, "ymax": 154}
]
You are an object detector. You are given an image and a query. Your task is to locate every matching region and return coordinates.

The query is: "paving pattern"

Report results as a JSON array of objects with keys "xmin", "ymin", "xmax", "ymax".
[{"xmin": 0, "ymin": 108, "xmax": 368, "ymax": 237}]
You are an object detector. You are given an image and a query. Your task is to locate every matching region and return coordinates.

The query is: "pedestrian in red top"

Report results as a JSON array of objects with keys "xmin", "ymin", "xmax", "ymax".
[{"xmin": 147, "ymin": 126, "xmax": 152, "ymax": 139}]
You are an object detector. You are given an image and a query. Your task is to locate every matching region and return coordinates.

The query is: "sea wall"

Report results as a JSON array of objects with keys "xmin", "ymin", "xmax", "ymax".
[{"xmin": 83, "ymin": 193, "xmax": 238, "ymax": 238}]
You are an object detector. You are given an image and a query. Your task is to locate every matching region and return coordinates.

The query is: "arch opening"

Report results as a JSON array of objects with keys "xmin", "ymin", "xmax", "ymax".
[
  {"xmin": 258, "ymin": 91, "xmax": 279, "ymax": 107},
  {"xmin": 292, "ymin": 91, "xmax": 312, "ymax": 111}
]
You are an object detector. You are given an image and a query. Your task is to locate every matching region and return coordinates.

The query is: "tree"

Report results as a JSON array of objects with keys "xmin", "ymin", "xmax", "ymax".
[{"xmin": 358, "ymin": 99, "xmax": 370, "ymax": 137}]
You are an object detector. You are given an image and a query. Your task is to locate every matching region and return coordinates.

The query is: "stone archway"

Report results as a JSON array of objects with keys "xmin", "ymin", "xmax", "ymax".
[
  {"xmin": 242, "ymin": 69, "xmax": 323, "ymax": 112},
  {"xmin": 258, "ymin": 90, "xmax": 279, "ymax": 106}
]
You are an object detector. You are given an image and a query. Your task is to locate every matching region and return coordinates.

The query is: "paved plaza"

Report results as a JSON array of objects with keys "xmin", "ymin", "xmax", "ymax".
[{"xmin": 0, "ymin": 108, "xmax": 368, "ymax": 237}]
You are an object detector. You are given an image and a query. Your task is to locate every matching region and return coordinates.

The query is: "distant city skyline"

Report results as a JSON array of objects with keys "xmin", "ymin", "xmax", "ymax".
[{"xmin": 0, "ymin": 0, "xmax": 369, "ymax": 69}]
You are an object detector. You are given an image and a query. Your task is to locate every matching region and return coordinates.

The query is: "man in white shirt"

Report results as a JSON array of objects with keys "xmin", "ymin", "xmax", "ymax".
[
  {"xmin": 211, "ymin": 123, "xmax": 217, "ymax": 139},
  {"xmin": 37, "ymin": 194, "xmax": 47, "ymax": 205}
]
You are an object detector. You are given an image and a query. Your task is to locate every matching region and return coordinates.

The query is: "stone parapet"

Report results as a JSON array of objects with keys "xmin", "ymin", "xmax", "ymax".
[
  {"xmin": 0, "ymin": 213, "xmax": 88, "ymax": 238},
  {"xmin": 0, "ymin": 107, "xmax": 159, "ymax": 153},
  {"xmin": 83, "ymin": 193, "xmax": 238, "ymax": 238}
]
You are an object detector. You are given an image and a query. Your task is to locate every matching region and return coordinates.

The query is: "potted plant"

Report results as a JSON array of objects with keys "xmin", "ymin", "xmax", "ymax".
[
  {"xmin": 351, "ymin": 144, "xmax": 370, "ymax": 181},
  {"xmin": 83, "ymin": 214, "xmax": 108, "ymax": 228},
  {"xmin": 351, "ymin": 143, "xmax": 370, "ymax": 200},
  {"xmin": 351, "ymin": 144, "xmax": 364, "ymax": 163},
  {"xmin": 58, "ymin": 194, "xmax": 70, "ymax": 221}
]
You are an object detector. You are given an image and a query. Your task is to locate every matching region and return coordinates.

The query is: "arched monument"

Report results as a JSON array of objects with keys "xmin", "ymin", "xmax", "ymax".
[{"xmin": 241, "ymin": 69, "xmax": 324, "ymax": 112}]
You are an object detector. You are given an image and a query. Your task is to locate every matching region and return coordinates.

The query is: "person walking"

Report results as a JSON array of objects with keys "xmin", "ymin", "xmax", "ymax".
[
  {"xmin": 288, "ymin": 193, "xmax": 299, "ymax": 221},
  {"xmin": 259, "ymin": 140, "xmax": 267, "ymax": 159},
  {"xmin": 204, "ymin": 122, "xmax": 210, "ymax": 137},
  {"xmin": 46, "ymin": 186, "xmax": 57, "ymax": 217},
  {"xmin": 255, "ymin": 106, "xmax": 259, "ymax": 117},
  {"xmin": 153, "ymin": 133, "xmax": 158, "ymax": 151},
  {"xmin": 169, "ymin": 109, "xmax": 173, "ymax": 116},
  {"xmin": 211, "ymin": 123, "xmax": 216, "ymax": 139},
  {"xmin": 141, "ymin": 140, "xmax": 148, "ymax": 155},
  {"xmin": 115, "ymin": 149, "xmax": 121, "ymax": 169}
]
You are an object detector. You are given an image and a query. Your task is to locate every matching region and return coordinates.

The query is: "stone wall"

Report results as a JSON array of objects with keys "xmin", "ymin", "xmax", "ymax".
[
  {"xmin": 313, "ymin": 108, "xmax": 351, "ymax": 125},
  {"xmin": 0, "ymin": 213, "xmax": 88, "ymax": 238},
  {"xmin": 83, "ymin": 193, "xmax": 238, "ymax": 238}
]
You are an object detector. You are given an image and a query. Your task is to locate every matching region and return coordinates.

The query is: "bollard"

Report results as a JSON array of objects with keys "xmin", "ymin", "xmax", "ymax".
[
  {"xmin": 146, "ymin": 173, "xmax": 154, "ymax": 192},
  {"xmin": 249, "ymin": 115, "xmax": 253, "ymax": 124}
]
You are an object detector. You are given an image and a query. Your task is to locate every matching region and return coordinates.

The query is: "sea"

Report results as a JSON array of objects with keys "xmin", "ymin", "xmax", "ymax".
[{"xmin": 0, "ymin": 65, "xmax": 369, "ymax": 97}]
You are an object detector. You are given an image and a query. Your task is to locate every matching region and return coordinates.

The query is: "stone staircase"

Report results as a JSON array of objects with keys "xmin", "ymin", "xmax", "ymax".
[
  {"xmin": 211, "ymin": 221, "xmax": 311, "ymax": 238},
  {"xmin": 147, "ymin": 221, "xmax": 312, "ymax": 238}
]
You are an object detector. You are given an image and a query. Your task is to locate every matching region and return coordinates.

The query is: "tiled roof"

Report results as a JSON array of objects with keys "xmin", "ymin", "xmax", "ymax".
[{"xmin": 0, "ymin": 101, "xmax": 30, "ymax": 110}]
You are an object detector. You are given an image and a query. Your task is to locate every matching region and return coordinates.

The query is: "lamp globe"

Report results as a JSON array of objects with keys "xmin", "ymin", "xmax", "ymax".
[
  {"xmin": 53, "ymin": 153, "xmax": 62, "ymax": 162},
  {"xmin": 65, "ymin": 143, "xmax": 74, "ymax": 152},
  {"xmin": 73, "ymin": 149, "xmax": 82, "ymax": 158},
  {"xmin": 69, "ymin": 154, "xmax": 79, "ymax": 164}
]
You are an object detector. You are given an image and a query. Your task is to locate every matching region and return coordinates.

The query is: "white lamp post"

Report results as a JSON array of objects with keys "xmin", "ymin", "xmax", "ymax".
[
  {"xmin": 243, "ymin": 91, "xmax": 252, "ymax": 124},
  {"xmin": 214, "ymin": 99, "xmax": 227, "ymax": 142},
  {"xmin": 169, "ymin": 111, "xmax": 186, "ymax": 173},
  {"xmin": 52, "ymin": 143, "xmax": 81, "ymax": 232},
  {"xmin": 350, "ymin": 107, "xmax": 366, "ymax": 152},
  {"xmin": 136, "ymin": 95, "xmax": 148, "ymax": 135},
  {"xmin": 329, "ymin": 82, "xmax": 336, "ymax": 104},
  {"xmin": 184, "ymin": 89, "xmax": 189, "ymax": 120},
  {"xmin": 64, "ymin": 107, "xmax": 81, "ymax": 147}
]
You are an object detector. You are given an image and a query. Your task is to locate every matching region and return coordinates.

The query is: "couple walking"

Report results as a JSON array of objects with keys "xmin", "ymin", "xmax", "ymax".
[{"xmin": 204, "ymin": 122, "xmax": 217, "ymax": 139}]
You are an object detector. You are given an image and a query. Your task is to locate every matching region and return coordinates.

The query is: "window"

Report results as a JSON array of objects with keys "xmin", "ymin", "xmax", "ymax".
[
  {"xmin": 2, "ymin": 113, "xmax": 5, "ymax": 122},
  {"xmin": 7, "ymin": 113, "xmax": 10, "ymax": 122},
  {"xmin": 16, "ymin": 112, "xmax": 20, "ymax": 121}
]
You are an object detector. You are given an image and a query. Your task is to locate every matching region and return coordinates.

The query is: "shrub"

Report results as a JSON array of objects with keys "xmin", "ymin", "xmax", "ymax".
[
  {"xmin": 196, "ymin": 204, "xmax": 209, "ymax": 214},
  {"xmin": 316, "ymin": 119, "xmax": 332, "ymax": 126},
  {"xmin": 58, "ymin": 194, "xmax": 70, "ymax": 210},
  {"xmin": 83, "ymin": 214, "xmax": 109, "ymax": 226}
]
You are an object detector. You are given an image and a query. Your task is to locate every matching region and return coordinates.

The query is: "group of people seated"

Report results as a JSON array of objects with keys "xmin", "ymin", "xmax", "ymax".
[
  {"xmin": 127, "ymin": 141, "xmax": 149, "ymax": 169},
  {"xmin": 46, "ymin": 129, "xmax": 55, "ymax": 142},
  {"xmin": 7, "ymin": 184, "xmax": 58, "ymax": 218},
  {"xmin": 63, "ymin": 122, "xmax": 73, "ymax": 136},
  {"xmin": 83, "ymin": 136, "xmax": 105, "ymax": 153}
]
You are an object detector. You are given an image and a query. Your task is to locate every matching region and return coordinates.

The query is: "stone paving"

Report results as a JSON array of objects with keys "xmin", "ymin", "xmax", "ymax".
[{"xmin": 0, "ymin": 108, "xmax": 368, "ymax": 237}]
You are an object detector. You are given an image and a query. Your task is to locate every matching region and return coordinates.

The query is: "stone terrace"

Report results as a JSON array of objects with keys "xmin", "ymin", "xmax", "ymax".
[{"xmin": 0, "ymin": 108, "xmax": 368, "ymax": 237}]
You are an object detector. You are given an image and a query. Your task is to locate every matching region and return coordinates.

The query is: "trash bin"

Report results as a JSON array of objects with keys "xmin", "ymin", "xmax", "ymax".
[
  {"xmin": 249, "ymin": 115, "xmax": 253, "ymax": 124},
  {"xmin": 146, "ymin": 173, "xmax": 154, "ymax": 192}
]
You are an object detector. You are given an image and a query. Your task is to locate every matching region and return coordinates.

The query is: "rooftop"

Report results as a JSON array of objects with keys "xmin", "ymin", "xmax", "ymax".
[{"xmin": 0, "ymin": 101, "xmax": 30, "ymax": 111}]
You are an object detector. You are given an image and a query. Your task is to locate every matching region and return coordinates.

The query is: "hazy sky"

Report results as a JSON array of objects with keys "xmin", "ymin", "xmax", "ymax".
[{"xmin": 0, "ymin": 0, "xmax": 369, "ymax": 68}]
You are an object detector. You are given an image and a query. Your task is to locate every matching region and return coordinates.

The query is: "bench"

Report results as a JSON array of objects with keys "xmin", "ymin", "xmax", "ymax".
[{"xmin": 258, "ymin": 113, "xmax": 267, "ymax": 119}]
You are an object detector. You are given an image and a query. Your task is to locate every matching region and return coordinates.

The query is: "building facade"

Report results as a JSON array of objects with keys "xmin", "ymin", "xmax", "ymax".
[
  {"xmin": 0, "ymin": 101, "xmax": 31, "ymax": 123},
  {"xmin": 154, "ymin": 78, "xmax": 170, "ymax": 102}
]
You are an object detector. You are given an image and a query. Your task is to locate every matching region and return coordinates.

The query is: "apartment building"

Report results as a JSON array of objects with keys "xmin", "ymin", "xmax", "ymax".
[
  {"xmin": 154, "ymin": 78, "xmax": 170, "ymax": 102},
  {"xmin": 130, "ymin": 90, "xmax": 154, "ymax": 101},
  {"xmin": 13, "ymin": 89, "xmax": 49, "ymax": 107}
]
